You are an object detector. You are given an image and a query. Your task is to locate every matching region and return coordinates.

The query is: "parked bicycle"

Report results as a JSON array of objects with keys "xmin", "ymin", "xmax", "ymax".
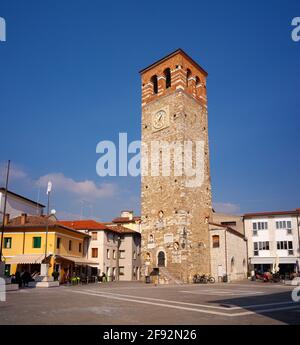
[
  {"xmin": 193, "ymin": 274, "xmax": 215, "ymax": 284},
  {"xmin": 270, "ymin": 272, "xmax": 281, "ymax": 283}
]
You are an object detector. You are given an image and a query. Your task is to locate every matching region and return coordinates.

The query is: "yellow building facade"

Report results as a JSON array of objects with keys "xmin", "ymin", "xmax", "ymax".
[{"xmin": 2, "ymin": 214, "xmax": 91, "ymax": 283}]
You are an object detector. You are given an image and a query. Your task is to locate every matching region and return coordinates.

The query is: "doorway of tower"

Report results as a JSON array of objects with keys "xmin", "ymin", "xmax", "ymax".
[{"xmin": 158, "ymin": 251, "xmax": 166, "ymax": 267}]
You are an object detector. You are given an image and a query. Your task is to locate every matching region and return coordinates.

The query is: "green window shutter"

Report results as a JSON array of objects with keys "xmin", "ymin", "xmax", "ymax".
[
  {"xmin": 4, "ymin": 237, "xmax": 12, "ymax": 248},
  {"xmin": 33, "ymin": 237, "xmax": 41, "ymax": 248}
]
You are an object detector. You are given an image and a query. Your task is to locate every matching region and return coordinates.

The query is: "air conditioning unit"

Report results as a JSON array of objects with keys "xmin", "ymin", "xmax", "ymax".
[
  {"xmin": 253, "ymin": 230, "xmax": 258, "ymax": 236},
  {"xmin": 288, "ymin": 249, "xmax": 294, "ymax": 256},
  {"xmin": 287, "ymin": 228, "xmax": 292, "ymax": 234}
]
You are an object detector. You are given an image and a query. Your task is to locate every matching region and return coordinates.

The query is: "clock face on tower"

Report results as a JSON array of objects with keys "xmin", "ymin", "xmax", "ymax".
[{"xmin": 152, "ymin": 109, "xmax": 168, "ymax": 131}]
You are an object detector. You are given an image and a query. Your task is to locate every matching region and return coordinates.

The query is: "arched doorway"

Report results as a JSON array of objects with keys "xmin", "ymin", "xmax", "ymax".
[{"xmin": 158, "ymin": 251, "xmax": 166, "ymax": 267}]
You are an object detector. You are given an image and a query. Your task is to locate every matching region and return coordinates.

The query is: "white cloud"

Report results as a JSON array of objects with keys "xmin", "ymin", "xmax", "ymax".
[
  {"xmin": 0, "ymin": 162, "xmax": 116, "ymax": 200},
  {"xmin": 213, "ymin": 202, "xmax": 240, "ymax": 214},
  {"xmin": 0, "ymin": 162, "xmax": 131, "ymax": 221},
  {"xmin": 35, "ymin": 173, "xmax": 116, "ymax": 200}
]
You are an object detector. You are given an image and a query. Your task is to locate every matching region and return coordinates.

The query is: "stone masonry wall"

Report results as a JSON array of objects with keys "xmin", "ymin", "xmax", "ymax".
[{"xmin": 141, "ymin": 90, "xmax": 212, "ymax": 283}]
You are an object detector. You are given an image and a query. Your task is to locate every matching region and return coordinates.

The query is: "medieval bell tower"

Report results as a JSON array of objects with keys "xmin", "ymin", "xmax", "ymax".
[{"xmin": 140, "ymin": 49, "xmax": 212, "ymax": 283}]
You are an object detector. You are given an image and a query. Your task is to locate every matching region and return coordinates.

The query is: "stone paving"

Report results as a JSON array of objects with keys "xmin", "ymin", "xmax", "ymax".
[{"xmin": 0, "ymin": 281, "xmax": 299, "ymax": 325}]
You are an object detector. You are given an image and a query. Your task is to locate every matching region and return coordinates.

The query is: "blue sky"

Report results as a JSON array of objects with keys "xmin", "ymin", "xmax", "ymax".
[{"xmin": 0, "ymin": 0, "xmax": 299, "ymax": 220}]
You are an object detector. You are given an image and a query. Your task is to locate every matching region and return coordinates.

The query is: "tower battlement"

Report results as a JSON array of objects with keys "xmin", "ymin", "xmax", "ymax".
[{"xmin": 140, "ymin": 49, "xmax": 208, "ymax": 107}]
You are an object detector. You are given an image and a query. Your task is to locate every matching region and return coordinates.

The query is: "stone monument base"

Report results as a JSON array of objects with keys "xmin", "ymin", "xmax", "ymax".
[
  {"xmin": 28, "ymin": 275, "xmax": 59, "ymax": 288},
  {"xmin": 28, "ymin": 281, "xmax": 59, "ymax": 288}
]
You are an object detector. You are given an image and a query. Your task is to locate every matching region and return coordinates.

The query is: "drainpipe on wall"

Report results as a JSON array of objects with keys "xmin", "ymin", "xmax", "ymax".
[
  {"xmin": 245, "ymin": 236, "xmax": 249, "ymax": 277},
  {"xmin": 116, "ymin": 235, "xmax": 121, "ymax": 281},
  {"xmin": 243, "ymin": 216, "xmax": 250, "ymax": 276},
  {"xmin": 224, "ymin": 229, "xmax": 228, "ymax": 280}
]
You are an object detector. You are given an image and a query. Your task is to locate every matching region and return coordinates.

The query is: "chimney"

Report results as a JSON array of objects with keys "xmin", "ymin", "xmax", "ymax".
[
  {"xmin": 21, "ymin": 213, "xmax": 27, "ymax": 225},
  {"xmin": 121, "ymin": 210, "xmax": 133, "ymax": 220},
  {"xmin": 4, "ymin": 213, "xmax": 9, "ymax": 225}
]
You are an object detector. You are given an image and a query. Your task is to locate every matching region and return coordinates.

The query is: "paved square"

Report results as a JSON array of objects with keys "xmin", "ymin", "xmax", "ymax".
[{"xmin": 1, "ymin": 281, "xmax": 299, "ymax": 324}]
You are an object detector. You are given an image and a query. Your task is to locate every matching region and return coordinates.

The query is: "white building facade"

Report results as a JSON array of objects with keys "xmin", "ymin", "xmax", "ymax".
[
  {"xmin": 244, "ymin": 209, "xmax": 300, "ymax": 276},
  {"xmin": 60, "ymin": 220, "xmax": 141, "ymax": 282},
  {"xmin": 106, "ymin": 224, "xmax": 141, "ymax": 281},
  {"xmin": 0, "ymin": 188, "xmax": 44, "ymax": 219},
  {"xmin": 209, "ymin": 223, "xmax": 248, "ymax": 282}
]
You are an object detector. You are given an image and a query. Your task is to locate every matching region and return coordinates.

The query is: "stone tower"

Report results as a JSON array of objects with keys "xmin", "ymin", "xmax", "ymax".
[{"xmin": 140, "ymin": 49, "xmax": 212, "ymax": 283}]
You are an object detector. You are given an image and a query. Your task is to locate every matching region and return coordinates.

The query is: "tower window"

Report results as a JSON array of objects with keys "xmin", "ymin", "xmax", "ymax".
[
  {"xmin": 195, "ymin": 76, "xmax": 200, "ymax": 86},
  {"xmin": 186, "ymin": 68, "xmax": 191, "ymax": 86},
  {"xmin": 212, "ymin": 235, "xmax": 220, "ymax": 248},
  {"xmin": 150, "ymin": 75, "xmax": 158, "ymax": 94},
  {"xmin": 164, "ymin": 68, "xmax": 171, "ymax": 88}
]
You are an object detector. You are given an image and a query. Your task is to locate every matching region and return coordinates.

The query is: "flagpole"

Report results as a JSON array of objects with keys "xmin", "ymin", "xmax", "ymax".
[{"xmin": 0, "ymin": 160, "xmax": 11, "ymax": 263}]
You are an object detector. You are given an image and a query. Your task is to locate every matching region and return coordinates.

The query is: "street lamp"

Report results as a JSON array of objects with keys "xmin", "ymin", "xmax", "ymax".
[
  {"xmin": 40, "ymin": 181, "xmax": 52, "ymax": 279},
  {"xmin": 44, "ymin": 181, "xmax": 52, "ymax": 260}
]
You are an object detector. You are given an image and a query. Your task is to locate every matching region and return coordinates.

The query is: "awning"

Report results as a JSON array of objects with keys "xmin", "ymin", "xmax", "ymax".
[
  {"xmin": 250, "ymin": 257, "xmax": 298, "ymax": 265},
  {"xmin": 54, "ymin": 255, "xmax": 96, "ymax": 265},
  {"xmin": 6, "ymin": 254, "xmax": 47, "ymax": 265}
]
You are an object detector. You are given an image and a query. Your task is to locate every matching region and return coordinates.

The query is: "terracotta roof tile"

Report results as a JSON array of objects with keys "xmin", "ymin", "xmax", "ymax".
[
  {"xmin": 59, "ymin": 220, "xmax": 107, "ymax": 230},
  {"xmin": 4, "ymin": 215, "xmax": 89, "ymax": 237},
  {"xmin": 106, "ymin": 224, "xmax": 139, "ymax": 235},
  {"xmin": 7, "ymin": 215, "xmax": 56, "ymax": 226},
  {"xmin": 112, "ymin": 217, "xmax": 131, "ymax": 223},
  {"xmin": 112, "ymin": 216, "xmax": 141, "ymax": 223}
]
